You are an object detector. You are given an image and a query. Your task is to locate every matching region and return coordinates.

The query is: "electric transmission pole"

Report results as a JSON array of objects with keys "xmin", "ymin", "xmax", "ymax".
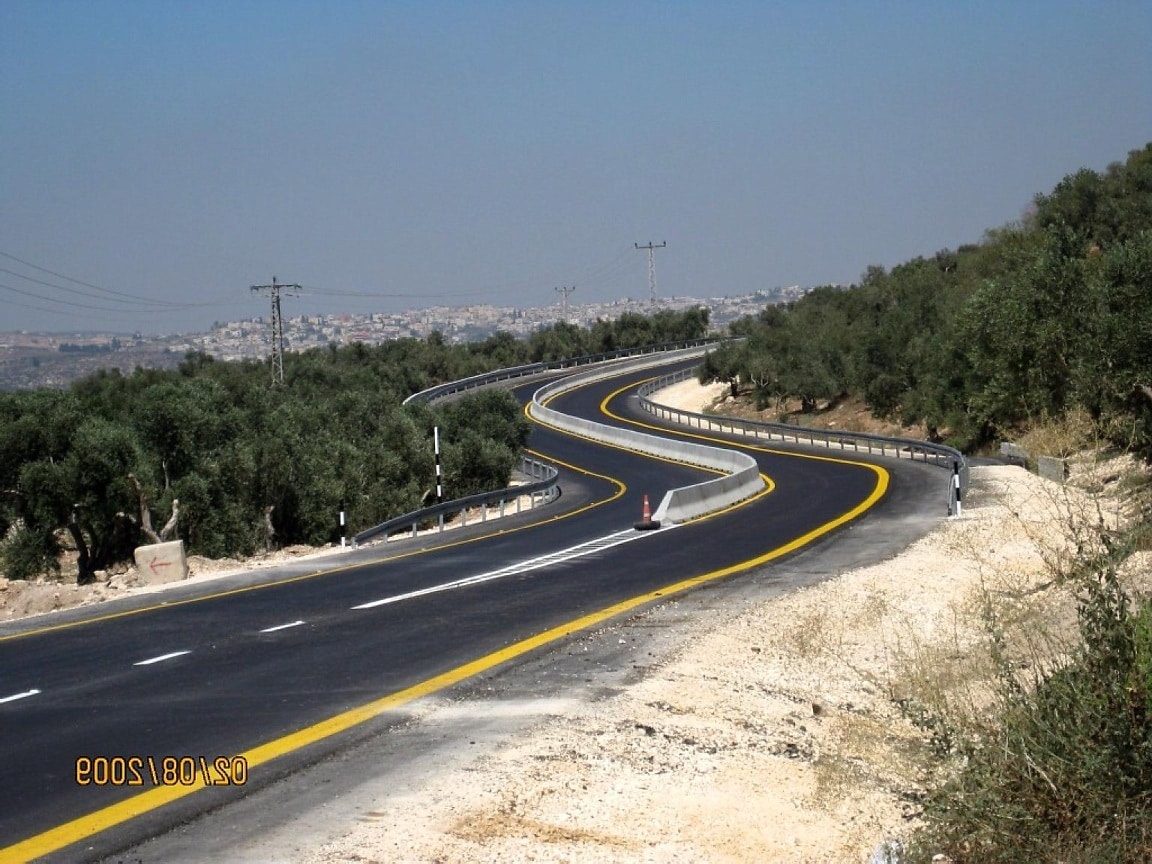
[
  {"xmin": 634, "ymin": 241, "xmax": 666, "ymax": 306},
  {"xmin": 250, "ymin": 276, "xmax": 301, "ymax": 386},
  {"xmin": 554, "ymin": 285, "xmax": 576, "ymax": 322}
]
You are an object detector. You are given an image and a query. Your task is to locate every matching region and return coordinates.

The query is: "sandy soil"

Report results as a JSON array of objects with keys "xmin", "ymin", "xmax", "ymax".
[
  {"xmin": 296, "ymin": 383, "xmax": 1135, "ymax": 863},
  {"xmin": 0, "ymin": 544, "xmax": 341, "ymax": 623},
  {"xmin": 3, "ymin": 380, "xmax": 1132, "ymax": 862},
  {"xmin": 300, "ymin": 465, "xmax": 1073, "ymax": 863}
]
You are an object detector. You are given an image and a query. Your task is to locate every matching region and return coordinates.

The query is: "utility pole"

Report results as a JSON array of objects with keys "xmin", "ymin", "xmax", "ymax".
[
  {"xmin": 554, "ymin": 285, "xmax": 576, "ymax": 322},
  {"xmin": 634, "ymin": 241, "xmax": 666, "ymax": 307},
  {"xmin": 250, "ymin": 277, "xmax": 301, "ymax": 386}
]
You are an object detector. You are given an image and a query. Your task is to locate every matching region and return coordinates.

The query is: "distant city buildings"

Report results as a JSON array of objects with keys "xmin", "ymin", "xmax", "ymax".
[
  {"xmin": 0, "ymin": 287, "xmax": 813, "ymax": 388},
  {"xmin": 173, "ymin": 288, "xmax": 811, "ymax": 362}
]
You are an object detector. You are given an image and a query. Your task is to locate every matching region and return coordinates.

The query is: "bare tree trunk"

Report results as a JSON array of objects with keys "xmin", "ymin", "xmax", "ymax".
[
  {"xmin": 156, "ymin": 501, "xmax": 179, "ymax": 541},
  {"xmin": 127, "ymin": 474, "xmax": 179, "ymax": 544}
]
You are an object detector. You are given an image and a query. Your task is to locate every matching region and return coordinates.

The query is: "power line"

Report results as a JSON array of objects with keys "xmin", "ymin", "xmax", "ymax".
[
  {"xmin": 572, "ymin": 249, "xmax": 642, "ymax": 289},
  {"xmin": 634, "ymin": 241, "xmax": 666, "ymax": 306},
  {"xmin": 298, "ymin": 284, "xmax": 512, "ymax": 300},
  {"xmin": 0, "ymin": 284, "xmax": 205, "ymax": 326},
  {"xmin": 0, "ymin": 252, "xmax": 239, "ymax": 327},
  {"xmin": 0, "ymin": 250, "xmax": 201, "ymax": 308},
  {"xmin": 0, "ymin": 267, "xmax": 162, "ymax": 308},
  {"xmin": 0, "ymin": 280, "xmax": 152, "ymax": 314},
  {"xmin": 0, "ymin": 294, "xmax": 85, "ymax": 319}
]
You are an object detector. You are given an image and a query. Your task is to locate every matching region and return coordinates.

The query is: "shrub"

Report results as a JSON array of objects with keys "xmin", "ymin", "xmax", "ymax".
[{"xmin": 908, "ymin": 547, "xmax": 1152, "ymax": 862}]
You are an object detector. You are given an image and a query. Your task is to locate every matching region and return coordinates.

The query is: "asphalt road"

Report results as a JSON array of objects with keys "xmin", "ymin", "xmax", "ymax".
[{"xmin": 0, "ymin": 357, "xmax": 941, "ymax": 863}]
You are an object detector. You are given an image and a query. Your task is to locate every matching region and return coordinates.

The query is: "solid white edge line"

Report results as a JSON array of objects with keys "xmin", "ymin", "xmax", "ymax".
[
  {"xmin": 133, "ymin": 650, "xmax": 191, "ymax": 666},
  {"xmin": 260, "ymin": 620, "xmax": 306, "ymax": 633},
  {"xmin": 0, "ymin": 689, "xmax": 41, "ymax": 704}
]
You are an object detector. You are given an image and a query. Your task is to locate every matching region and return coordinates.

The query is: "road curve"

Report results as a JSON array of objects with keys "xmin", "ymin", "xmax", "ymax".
[{"xmin": 0, "ymin": 357, "xmax": 903, "ymax": 863}]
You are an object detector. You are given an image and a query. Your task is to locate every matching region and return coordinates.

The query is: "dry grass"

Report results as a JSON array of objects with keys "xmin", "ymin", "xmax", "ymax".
[{"xmin": 1016, "ymin": 407, "xmax": 1098, "ymax": 459}]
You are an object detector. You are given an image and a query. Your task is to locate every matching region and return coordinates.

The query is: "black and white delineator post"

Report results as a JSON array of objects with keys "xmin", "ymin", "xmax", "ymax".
[
  {"xmin": 948, "ymin": 462, "xmax": 962, "ymax": 517},
  {"xmin": 339, "ymin": 500, "xmax": 347, "ymax": 549},
  {"xmin": 434, "ymin": 426, "xmax": 444, "ymax": 531},
  {"xmin": 434, "ymin": 426, "xmax": 443, "ymax": 501}
]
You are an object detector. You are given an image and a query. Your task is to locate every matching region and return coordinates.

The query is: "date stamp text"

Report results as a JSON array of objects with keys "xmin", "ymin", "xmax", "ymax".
[{"xmin": 75, "ymin": 755, "xmax": 248, "ymax": 787}]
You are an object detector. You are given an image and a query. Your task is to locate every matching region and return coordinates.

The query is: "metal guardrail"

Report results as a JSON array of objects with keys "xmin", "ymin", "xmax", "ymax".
[
  {"xmin": 361, "ymin": 340, "xmax": 724, "ymax": 547},
  {"xmin": 353, "ymin": 454, "xmax": 559, "ymax": 546},
  {"xmin": 638, "ymin": 366, "xmax": 969, "ymax": 491},
  {"xmin": 402, "ymin": 338, "xmax": 723, "ymax": 406}
]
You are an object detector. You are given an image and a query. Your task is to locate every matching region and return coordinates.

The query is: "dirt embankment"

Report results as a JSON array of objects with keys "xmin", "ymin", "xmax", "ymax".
[
  {"xmin": 299, "ymin": 383, "xmax": 1140, "ymax": 862},
  {"xmin": 6, "ymin": 380, "xmax": 1135, "ymax": 862},
  {"xmin": 300, "ymin": 460, "xmax": 1103, "ymax": 863},
  {"xmin": 0, "ymin": 545, "xmax": 332, "ymax": 623}
]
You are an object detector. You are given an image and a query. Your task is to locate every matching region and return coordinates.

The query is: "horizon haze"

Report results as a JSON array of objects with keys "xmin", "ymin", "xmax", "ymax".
[{"xmin": 2, "ymin": 1, "xmax": 1150, "ymax": 334}]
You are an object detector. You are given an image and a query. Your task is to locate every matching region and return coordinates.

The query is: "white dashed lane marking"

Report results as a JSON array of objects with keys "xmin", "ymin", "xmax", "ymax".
[
  {"xmin": 6, "ymin": 527, "xmax": 670, "ymax": 703},
  {"xmin": 259, "ymin": 620, "xmax": 306, "ymax": 633},
  {"xmin": 352, "ymin": 527, "xmax": 673, "ymax": 610},
  {"xmin": 133, "ymin": 651, "xmax": 191, "ymax": 666},
  {"xmin": 0, "ymin": 689, "xmax": 41, "ymax": 704}
]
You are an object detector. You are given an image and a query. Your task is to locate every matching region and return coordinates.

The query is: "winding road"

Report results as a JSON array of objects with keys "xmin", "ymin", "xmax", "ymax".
[{"xmin": 0, "ymin": 356, "xmax": 942, "ymax": 863}]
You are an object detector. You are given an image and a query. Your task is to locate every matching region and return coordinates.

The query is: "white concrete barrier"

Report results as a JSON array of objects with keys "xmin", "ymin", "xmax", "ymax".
[{"xmin": 529, "ymin": 351, "xmax": 764, "ymax": 524}]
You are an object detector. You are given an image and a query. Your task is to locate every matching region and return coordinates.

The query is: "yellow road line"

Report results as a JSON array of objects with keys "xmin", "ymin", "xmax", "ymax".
[
  {"xmin": 0, "ymin": 452, "xmax": 623, "ymax": 645},
  {"xmin": 529, "ymin": 374, "xmax": 780, "ymax": 520},
  {"xmin": 535, "ymin": 377, "xmax": 748, "ymax": 478},
  {"xmin": 1, "ymin": 363, "xmax": 887, "ymax": 862},
  {"xmin": 0, "ymin": 457, "xmax": 883, "ymax": 864},
  {"xmin": 588, "ymin": 375, "xmax": 888, "ymax": 523}
]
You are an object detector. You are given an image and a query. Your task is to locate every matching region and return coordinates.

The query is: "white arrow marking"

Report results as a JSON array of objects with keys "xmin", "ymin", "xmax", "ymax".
[
  {"xmin": 260, "ymin": 620, "xmax": 305, "ymax": 633},
  {"xmin": 134, "ymin": 651, "xmax": 190, "ymax": 666},
  {"xmin": 0, "ymin": 689, "xmax": 41, "ymax": 704}
]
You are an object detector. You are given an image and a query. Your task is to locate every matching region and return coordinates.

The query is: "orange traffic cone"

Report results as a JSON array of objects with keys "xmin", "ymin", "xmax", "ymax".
[{"xmin": 634, "ymin": 493, "xmax": 661, "ymax": 531}]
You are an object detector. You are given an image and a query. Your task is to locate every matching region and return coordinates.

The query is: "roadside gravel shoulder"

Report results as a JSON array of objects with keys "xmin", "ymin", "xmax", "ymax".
[
  {"xmin": 97, "ymin": 378, "xmax": 1083, "ymax": 863},
  {"xmin": 290, "ymin": 383, "xmax": 1065, "ymax": 862}
]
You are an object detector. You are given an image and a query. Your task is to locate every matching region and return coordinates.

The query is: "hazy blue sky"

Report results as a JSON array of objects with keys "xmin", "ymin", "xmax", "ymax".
[{"xmin": 2, "ymin": 1, "xmax": 1150, "ymax": 334}]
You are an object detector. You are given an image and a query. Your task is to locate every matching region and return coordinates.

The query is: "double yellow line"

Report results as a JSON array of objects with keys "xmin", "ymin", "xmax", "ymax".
[{"xmin": 1, "ymin": 369, "xmax": 887, "ymax": 863}]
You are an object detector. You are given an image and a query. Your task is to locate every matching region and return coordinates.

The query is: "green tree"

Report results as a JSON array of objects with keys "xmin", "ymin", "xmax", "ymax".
[
  {"xmin": 0, "ymin": 390, "xmax": 83, "ymax": 580},
  {"xmin": 698, "ymin": 341, "xmax": 745, "ymax": 399},
  {"xmin": 528, "ymin": 321, "xmax": 590, "ymax": 362},
  {"xmin": 20, "ymin": 419, "xmax": 144, "ymax": 583}
]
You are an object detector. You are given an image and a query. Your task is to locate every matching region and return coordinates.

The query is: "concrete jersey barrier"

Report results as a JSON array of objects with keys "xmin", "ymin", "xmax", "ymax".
[
  {"xmin": 358, "ymin": 341, "xmax": 734, "ymax": 546},
  {"xmin": 528, "ymin": 348, "xmax": 765, "ymax": 525}
]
